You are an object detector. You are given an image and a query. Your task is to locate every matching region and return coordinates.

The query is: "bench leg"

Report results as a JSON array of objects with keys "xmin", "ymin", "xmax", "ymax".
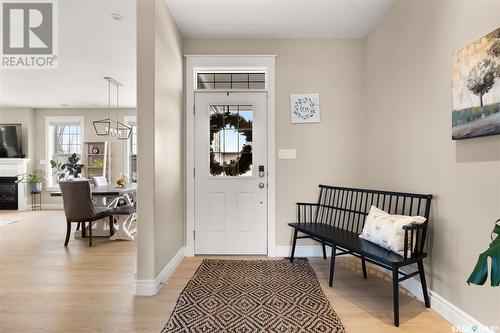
[
  {"xmin": 361, "ymin": 256, "xmax": 367, "ymax": 279},
  {"xmin": 418, "ymin": 260, "xmax": 430, "ymax": 308},
  {"xmin": 329, "ymin": 243, "xmax": 336, "ymax": 287},
  {"xmin": 321, "ymin": 241, "xmax": 327, "ymax": 260},
  {"xmin": 392, "ymin": 266, "xmax": 400, "ymax": 327},
  {"xmin": 290, "ymin": 229, "xmax": 298, "ymax": 263}
]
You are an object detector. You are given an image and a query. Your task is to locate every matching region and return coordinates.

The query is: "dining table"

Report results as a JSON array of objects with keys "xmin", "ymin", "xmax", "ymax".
[
  {"xmin": 50, "ymin": 183, "xmax": 137, "ymax": 198},
  {"xmin": 51, "ymin": 183, "xmax": 137, "ymax": 239}
]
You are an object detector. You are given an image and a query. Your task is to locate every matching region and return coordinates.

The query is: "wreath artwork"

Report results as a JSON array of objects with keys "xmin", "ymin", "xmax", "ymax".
[
  {"xmin": 291, "ymin": 93, "xmax": 321, "ymax": 123},
  {"xmin": 210, "ymin": 111, "xmax": 252, "ymax": 176}
]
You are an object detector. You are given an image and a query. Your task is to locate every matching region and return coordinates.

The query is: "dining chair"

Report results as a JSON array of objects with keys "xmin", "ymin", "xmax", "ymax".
[
  {"xmin": 59, "ymin": 180, "xmax": 113, "ymax": 247},
  {"xmin": 92, "ymin": 176, "xmax": 110, "ymax": 207},
  {"xmin": 92, "ymin": 176, "xmax": 108, "ymax": 187}
]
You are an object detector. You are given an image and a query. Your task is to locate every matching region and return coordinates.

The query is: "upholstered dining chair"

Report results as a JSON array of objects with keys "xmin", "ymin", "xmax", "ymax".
[{"xmin": 59, "ymin": 180, "xmax": 113, "ymax": 247}]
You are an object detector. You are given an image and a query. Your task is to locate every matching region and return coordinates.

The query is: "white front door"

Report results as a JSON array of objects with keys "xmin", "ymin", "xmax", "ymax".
[{"xmin": 194, "ymin": 92, "xmax": 267, "ymax": 254}]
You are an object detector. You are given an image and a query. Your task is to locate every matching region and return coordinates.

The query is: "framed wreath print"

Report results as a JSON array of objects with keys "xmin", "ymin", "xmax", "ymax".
[{"xmin": 291, "ymin": 93, "xmax": 320, "ymax": 123}]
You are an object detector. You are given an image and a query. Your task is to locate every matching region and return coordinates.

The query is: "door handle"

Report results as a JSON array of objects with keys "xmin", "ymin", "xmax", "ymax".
[{"xmin": 258, "ymin": 183, "xmax": 265, "ymax": 189}]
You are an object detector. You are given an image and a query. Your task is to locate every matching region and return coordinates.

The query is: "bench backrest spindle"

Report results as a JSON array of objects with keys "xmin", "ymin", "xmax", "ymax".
[{"xmin": 315, "ymin": 185, "xmax": 433, "ymax": 258}]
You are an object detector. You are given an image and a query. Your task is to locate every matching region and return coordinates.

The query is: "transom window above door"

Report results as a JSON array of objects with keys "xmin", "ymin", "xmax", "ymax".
[{"xmin": 197, "ymin": 73, "xmax": 265, "ymax": 90}]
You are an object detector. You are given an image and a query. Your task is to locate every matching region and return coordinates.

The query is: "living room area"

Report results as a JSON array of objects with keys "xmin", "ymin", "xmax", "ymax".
[{"xmin": 1, "ymin": 0, "xmax": 499, "ymax": 332}]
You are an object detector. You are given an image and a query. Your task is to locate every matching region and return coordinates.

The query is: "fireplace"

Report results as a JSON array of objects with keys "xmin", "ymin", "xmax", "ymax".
[{"xmin": 0, "ymin": 177, "xmax": 18, "ymax": 210}]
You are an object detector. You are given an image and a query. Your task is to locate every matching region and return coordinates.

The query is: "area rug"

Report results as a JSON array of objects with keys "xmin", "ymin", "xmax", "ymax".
[{"xmin": 162, "ymin": 259, "xmax": 345, "ymax": 333}]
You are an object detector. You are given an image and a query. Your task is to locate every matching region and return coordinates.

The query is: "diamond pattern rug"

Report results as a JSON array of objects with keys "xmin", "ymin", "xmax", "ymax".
[{"xmin": 162, "ymin": 259, "xmax": 345, "ymax": 333}]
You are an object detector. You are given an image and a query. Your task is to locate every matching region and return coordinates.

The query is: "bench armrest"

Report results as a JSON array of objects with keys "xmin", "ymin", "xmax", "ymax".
[
  {"xmin": 402, "ymin": 224, "xmax": 428, "ymax": 259},
  {"xmin": 296, "ymin": 202, "xmax": 319, "ymax": 223}
]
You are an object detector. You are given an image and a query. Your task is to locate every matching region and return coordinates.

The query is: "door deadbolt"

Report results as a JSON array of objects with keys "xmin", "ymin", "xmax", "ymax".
[{"xmin": 258, "ymin": 165, "xmax": 265, "ymax": 177}]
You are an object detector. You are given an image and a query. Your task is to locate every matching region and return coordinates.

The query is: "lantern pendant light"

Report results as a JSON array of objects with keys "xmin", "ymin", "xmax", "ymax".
[{"xmin": 92, "ymin": 77, "xmax": 131, "ymax": 140}]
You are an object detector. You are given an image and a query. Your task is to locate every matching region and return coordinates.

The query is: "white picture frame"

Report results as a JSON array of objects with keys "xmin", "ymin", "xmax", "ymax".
[{"xmin": 291, "ymin": 93, "xmax": 320, "ymax": 123}]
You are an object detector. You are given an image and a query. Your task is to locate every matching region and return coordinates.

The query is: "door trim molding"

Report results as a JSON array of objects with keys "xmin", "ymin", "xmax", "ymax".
[{"xmin": 185, "ymin": 55, "xmax": 276, "ymax": 257}]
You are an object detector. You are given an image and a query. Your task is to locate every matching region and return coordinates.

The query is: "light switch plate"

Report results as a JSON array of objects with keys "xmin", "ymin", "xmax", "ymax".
[{"xmin": 279, "ymin": 149, "xmax": 296, "ymax": 159}]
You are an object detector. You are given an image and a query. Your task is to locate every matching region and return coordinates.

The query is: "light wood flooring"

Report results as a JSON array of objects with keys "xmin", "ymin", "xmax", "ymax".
[{"xmin": 0, "ymin": 210, "xmax": 453, "ymax": 332}]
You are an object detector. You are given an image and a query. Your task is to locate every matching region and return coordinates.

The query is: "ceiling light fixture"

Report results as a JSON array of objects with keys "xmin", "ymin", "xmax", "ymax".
[{"xmin": 92, "ymin": 77, "xmax": 131, "ymax": 140}]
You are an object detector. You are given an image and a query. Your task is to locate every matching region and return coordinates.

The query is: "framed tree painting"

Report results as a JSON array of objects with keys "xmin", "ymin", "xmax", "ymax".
[
  {"xmin": 291, "ymin": 93, "xmax": 320, "ymax": 124},
  {"xmin": 452, "ymin": 27, "xmax": 500, "ymax": 140}
]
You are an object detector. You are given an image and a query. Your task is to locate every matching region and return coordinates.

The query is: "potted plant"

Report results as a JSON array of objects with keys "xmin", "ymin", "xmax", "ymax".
[
  {"xmin": 16, "ymin": 170, "xmax": 46, "ymax": 193},
  {"xmin": 467, "ymin": 219, "xmax": 499, "ymax": 286},
  {"xmin": 50, "ymin": 153, "xmax": 84, "ymax": 181}
]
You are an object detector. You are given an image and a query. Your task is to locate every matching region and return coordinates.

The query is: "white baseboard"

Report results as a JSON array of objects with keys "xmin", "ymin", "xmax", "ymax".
[
  {"xmin": 135, "ymin": 246, "xmax": 185, "ymax": 296},
  {"xmin": 276, "ymin": 245, "xmax": 493, "ymax": 332},
  {"xmin": 40, "ymin": 203, "xmax": 63, "ymax": 210},
  {"xmin": 401, "ymin": 277, "xmax": 494, "ymax": 333}
]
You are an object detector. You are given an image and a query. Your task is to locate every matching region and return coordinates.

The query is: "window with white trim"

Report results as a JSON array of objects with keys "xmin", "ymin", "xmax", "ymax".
[
  {"xmin": 124, "ymin": 116, "xmax": 137, "ymax": 183},
  {"xmin": 129, "ymin": 123, "xmax": 137, "ymax": 182},
  {"xmin": 45, "ymin": 117, "xmax": 84, "ymax": 188}
]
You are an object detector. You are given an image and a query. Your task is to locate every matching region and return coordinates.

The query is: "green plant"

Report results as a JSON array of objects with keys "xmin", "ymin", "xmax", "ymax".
[
  {"xmin": 467, "ymin": 219, "xmax": 500, "ymax": 286},
  {"xmin": 92, "ymin": 159, "xmax": 103, "ymax": 168},
  {"xmin": 16, "ymin": 170, "xmax": 45, "ymax": 184},
  {"xmin": 50, "ymin": 153, "xmax": 83, "ymax": 180}
]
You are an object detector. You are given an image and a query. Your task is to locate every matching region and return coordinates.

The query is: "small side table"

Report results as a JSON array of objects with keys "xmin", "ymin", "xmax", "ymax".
[{"xmin": 31, "ymin": 191, "xmax": 42, "ymax": 211}]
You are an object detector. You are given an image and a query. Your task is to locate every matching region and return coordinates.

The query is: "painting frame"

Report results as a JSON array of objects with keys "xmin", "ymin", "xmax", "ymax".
[
  {"xmin": 291, "ymin": 93, "xmax": 321, "ymax": 124},
  {"xmin": 452, "ymin": 27, "xmax": 500, "ymax": 140}
]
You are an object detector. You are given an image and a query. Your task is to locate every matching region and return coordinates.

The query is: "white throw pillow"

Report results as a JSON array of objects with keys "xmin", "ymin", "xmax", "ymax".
[{"xmin": 360, "ymin": 206, "xmax": 426, "ymax": 256}]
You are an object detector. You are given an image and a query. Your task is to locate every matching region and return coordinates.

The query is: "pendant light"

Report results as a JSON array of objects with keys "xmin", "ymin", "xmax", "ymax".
[{"xmin": 93, "ymin": 77, "xmax": 131, "ymax": 140}]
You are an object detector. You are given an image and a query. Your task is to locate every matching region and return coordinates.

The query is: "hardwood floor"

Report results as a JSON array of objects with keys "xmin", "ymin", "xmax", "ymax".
[{"xmin": 0, "ymin": 210, "xmax": 452, "ymax": 333}]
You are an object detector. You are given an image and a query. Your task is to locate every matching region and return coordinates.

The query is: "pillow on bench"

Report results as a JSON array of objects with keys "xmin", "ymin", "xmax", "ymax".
[{"xmin": 360, "ymin": 206, "xmax": 426, "ymax": 256}]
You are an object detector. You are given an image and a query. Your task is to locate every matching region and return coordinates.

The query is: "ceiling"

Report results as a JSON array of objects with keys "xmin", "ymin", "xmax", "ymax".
[
  {"xmin": 165, "ymin": 0, "xmax": 395, "ymax": 39},
  {"xmin": 0, "ymin": 0, "xmax": 136, "ymax": 109},
  {"xmin": 0, "ymin": 0, "xmax": 395, "ymax": 109}
]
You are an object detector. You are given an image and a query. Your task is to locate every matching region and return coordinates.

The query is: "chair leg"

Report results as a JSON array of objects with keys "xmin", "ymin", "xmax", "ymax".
[
  {"xmin": 76, "ymin": 222, "xmax": 81, "ymax": 231},
  {"xmin": 361, "ymin": 256, "xmax": 368, "ymax": 279},
  {"xmin": 88, "ymin": 222, "xmax": 92, "ymax": 247},
  {"xmin": 322, "ymin": 241, "xmax": 327, "ymax": 260},
  {"xmin": 418, "ymin": 260, "xmax": 431, "ymax": 308},
  {"xmin": 64, "ymin": 222, "xmax": 71, "ymax": 247},
  {"xmin": 329, "ymin": 243, "xmax": 337, "ymax": 287},
  {"xmin": 290, "ymin": 229, "xmax": 298, "ymax": 263},
  {"xmin": 392, "ymin": 266, "xmax": 400, "ymax": 327},
  {"xmin": 109, "ymin": 216, "xmax": 115, "ymax": 236},
  {"xmin": 82, "ymin": 222, "xmax": 86, "ymax": 238}
]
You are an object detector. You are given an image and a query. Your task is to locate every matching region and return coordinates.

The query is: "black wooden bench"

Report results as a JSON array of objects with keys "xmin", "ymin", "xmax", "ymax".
[{"xmin": 288, "ymin": 185, "xmax": 433, "ymax": 327}]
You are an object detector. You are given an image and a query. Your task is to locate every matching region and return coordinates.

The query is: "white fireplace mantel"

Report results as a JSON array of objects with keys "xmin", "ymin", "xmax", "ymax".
[{"xmin": 0, "ymin": 158, "xmax": 30, "ymax": 210}]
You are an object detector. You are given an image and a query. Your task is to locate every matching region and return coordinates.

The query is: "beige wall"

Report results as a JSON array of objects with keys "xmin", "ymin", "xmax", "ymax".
[
  {"xmin": 184, "ymin": 39, "xmax": 367, "ymax": 246},
  {"xmin": 136, "ymin": 0, "xmax": 184, "ymax": 280},
  {"xmin": 365, "ymin": 0, "xmax": 500, "ymax": 326}
]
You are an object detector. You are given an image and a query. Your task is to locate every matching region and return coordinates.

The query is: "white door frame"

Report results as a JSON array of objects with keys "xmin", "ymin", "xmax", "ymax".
[{"xmin": 185, "ymin": 55, "xmax": 276, "ymax": 257}]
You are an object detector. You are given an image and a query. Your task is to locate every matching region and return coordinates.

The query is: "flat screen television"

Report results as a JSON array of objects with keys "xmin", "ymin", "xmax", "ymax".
[{"xmin": 0, "ymin": 125, "xmax": 22, "ymax": 158}]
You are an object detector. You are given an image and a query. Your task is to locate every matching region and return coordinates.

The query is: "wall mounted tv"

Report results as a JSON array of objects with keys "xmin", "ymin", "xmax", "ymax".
[{"xmin": 0, "ymin": 124, "xmax": 23, "ymax": 158}]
